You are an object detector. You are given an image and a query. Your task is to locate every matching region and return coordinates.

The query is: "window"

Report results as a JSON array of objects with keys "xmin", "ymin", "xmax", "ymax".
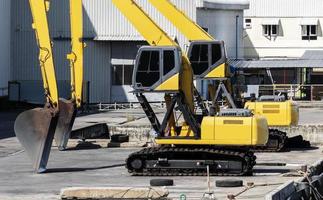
[
  {"xmin": 302, "ymin": 25, "xmax": 317, "ymax": 40},
  {"xmin": 163, "ymin": 50, "xmax": 175, "ymax": 75},
  {"xmin": 244, "ymin": 18, "xmax": 252, "ymax": 29},
  {"xmin": 211, "ymin": 44, "xmax": 222, "ymax": 65},
  {"xmin": 202, "ymin": 27, "xmax": 209, "ymax": 32},
  {"xmin": 112, "ymin": 65, "xmax": 134, "ymax": 85},
  {"xmin": 189, "ymin": 44, "xmax": 209, "ymax": 75},
  {"xmin": 136, "ymin": 50, "xmax": 160, "ymax": 87},
  {"xmin": 263, "ymin": 25, "xmax": 278, "ymax": 38}
]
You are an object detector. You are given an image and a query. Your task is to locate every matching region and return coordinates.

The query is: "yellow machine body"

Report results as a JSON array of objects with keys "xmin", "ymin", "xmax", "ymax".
[
  {"xmin": 245, "ymin": 100, "xmax": 299, "ymax": 127},
  {"xmin": 156, "ymin": 114, "xmax": 268, "ymax": 146}
]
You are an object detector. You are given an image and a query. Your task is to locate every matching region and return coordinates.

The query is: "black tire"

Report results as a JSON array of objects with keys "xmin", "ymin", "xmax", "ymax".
[
  {"xmin": 215, "ymin": 179, "xmax": 243, "ymax": 187},
  {"xmin": 111, "ymin": 134, "xmax": 129, "ymax": 143},
  {"xmin": 150, "ymin": 179, "xmax": 174, "ymax": 186}
]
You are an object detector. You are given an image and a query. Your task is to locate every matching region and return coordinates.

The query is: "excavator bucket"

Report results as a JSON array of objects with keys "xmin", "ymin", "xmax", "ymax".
[
  {"xmin": 14, "ymin": 107, "xmax": 58, "ymax": 173},
  {"xmin": 54, "ymin": 98, "xmax": 77, "ymax": 151}
]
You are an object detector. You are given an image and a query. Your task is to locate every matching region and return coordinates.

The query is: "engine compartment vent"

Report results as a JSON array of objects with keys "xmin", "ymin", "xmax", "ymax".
[
  {"xmin": 258, "ymin": 95, "xmax": 285, "ymax": 102},
  {"xmin": 218, "ymin": 109, "xmax": 252, "ymax": 117}
]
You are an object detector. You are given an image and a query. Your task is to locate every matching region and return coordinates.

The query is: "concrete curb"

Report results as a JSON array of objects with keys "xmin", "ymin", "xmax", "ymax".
[
  {"xmin": 60, "ymin": 187, "xmax": 169, "ymax": 200},
  {"xmin": 265, "ymin": 181, "xmax": 295, "ymax": 200}
]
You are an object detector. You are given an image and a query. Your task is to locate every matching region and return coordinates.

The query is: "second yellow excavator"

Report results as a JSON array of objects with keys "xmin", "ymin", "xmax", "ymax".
[
  {"xmin": 14, "ymin": 0, "xmax": 84, "ymax": 173},
  {"xmin": 148, "ymin": 0, "xmax": 299, "ymax": 152},
  {"xmin": 113, "ymin": 0, "xmax": 268, "ymax": 176}
]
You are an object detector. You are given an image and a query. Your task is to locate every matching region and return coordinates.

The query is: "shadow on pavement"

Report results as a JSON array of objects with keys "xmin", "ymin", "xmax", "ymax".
[{"xmin": 45, "ymin": 163, "xmax": 125, "ymax": 173}]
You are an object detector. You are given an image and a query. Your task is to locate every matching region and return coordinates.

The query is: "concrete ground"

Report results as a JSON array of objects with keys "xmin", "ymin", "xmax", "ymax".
[
  {"xmin": 0, "ymin": 137, "xmax": 321, "ymax": 200},
  {"xmin": 0, "ymin": 106, "xmax": 322, "ymax": 199}
]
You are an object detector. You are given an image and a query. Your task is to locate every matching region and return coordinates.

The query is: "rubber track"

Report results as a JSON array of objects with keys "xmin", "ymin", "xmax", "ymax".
[
  {"xmin": 252, "ymin": 129, "xmax": 287, "ymax": 152},
  {"xmin": 126, "ymin": 146, "xmax": 256, "ymax": 176}
]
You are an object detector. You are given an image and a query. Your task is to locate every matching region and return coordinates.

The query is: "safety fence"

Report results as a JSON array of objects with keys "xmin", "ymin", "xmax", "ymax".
[
  {"xmin": 254, "ymin": 84, "xmax": 323, "ymax": 101},
  {"xmin": 0, "ymin": 87, "xmax": 8, "ymax": 97}
]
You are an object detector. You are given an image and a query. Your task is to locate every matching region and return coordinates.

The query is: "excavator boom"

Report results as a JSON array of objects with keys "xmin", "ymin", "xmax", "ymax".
[
  {"xmin": 54, "ymin": 0, "xmax": 84, "ymax": 151},
  {"xmin": 148, "ymin": 0, "xmax": 213, "ymax": 41},
  {"xmin": 14, "ymin": 0, "xmax": 59, "ymax": 173}
]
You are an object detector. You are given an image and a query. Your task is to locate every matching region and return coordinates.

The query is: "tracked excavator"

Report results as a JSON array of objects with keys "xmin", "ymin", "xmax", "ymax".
[
  {"xmin": 112, "ymin": 0, "xmax": 269, "ymax": 176},
  {"xmin": 14, "ymin": 0, "xmax": 84, "ymax": 173},
  {"xmin": 147, "ymin": 0, "xmax": 300, "ymax": 152}
]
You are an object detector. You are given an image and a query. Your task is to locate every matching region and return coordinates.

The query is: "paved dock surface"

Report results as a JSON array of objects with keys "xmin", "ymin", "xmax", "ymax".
[
  {"xmin": 0, "ymin": 137, "xmax": 321, "ymax": 200},
  {"xmin": 0, "ymin": 107, "xmax": 322, "ymax": 199}
]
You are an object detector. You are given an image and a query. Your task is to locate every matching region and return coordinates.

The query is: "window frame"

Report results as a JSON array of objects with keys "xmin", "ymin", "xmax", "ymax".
[
  {"xmin": 301, "ymin": 25, "xmax": 318, "ymax": 40},
  {"xmin": 263, "ymin": 24, "xmax": 278, "ymax": 38},
  {"xmin": 244, "ymin": 18, "xmax": 252, "ymax": 29},
  {"xmin": 112, "ymin": 64, "xmax": 134, "ymax": 86}
]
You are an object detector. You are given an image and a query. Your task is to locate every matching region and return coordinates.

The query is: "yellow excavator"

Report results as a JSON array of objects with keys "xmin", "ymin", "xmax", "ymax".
[
  {"xmin": 113, "ymin": 0, "xmax": 268, "ymax": 176},
  {"xmin": 14, "ymin": 0, "xmax": 84, "ymax": 173},
  {"xmin": 148, "ymin": 0, "xmax": 300, "ymax": 152}
]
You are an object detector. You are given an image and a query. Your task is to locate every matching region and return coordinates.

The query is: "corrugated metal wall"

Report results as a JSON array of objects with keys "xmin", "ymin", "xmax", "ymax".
[
  {"xmin": 0, "ymin": 0, "xmax": 10, "ymax": 96},
  {"xmin": 11, "ymin": 0, "xmax": 196, "ymax": 103},
  {"xmin": 245, "ymin": 0, "xmax": 323, "ymax": 17}
]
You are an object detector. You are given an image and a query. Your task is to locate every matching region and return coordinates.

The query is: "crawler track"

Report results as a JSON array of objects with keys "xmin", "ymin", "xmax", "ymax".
[
  {"xmin": 252, "ymin": 129, "xmax": 287, "ymax": 152},
  {"xmin": 126, "ymin": 146, "xmax": 256, "ymax": 176}
]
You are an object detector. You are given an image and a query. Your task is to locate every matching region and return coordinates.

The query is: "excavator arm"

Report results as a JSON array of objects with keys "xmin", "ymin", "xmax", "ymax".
[
  {"xmin": 54, "ymin": 0, "xmax": 84, "ymax": 151},
  {"xmin": 29, "ymin": 0, "xmax": 59, "ymax": 107},
  {"xmin": 68, "ymin": 0, "xmax": 84, "ymax": 108},
  {"xmin": 15, "ymin": 0, "xmax": 84, "ymax": 173},
  {"xmin": 14, "ymin": 0, "xmax": 59, "ymax": 173},
  {"xmin": 149, "ymin": 0, "xmax": 213, "ymax": 41}
]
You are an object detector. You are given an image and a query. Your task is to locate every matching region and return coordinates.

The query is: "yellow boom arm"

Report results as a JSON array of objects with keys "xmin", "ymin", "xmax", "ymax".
[
  {"xmin": 29, "ymin": 0, "xmax": 58, "ymax": 108},
  {"xmin": 148, "ymin": 0, "xmax": 214, "ymax": 41},
  {"xmin": 67, "ymin": 0, "xmax": 84, "ymax": 108}
]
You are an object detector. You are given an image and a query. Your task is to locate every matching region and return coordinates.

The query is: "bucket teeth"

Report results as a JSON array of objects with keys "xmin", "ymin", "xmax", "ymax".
[
  {"xmin": 54, "ymin": 98, "xmax": 76, "ymax": 151},
  {"xmin": 14, "ymin": 108, "xmax": 58, "ymax": 173}
]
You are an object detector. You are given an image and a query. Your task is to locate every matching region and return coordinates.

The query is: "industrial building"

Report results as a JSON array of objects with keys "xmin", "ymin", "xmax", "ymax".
[
  {"xmin": 237, "ymin": 0, "xmax": 323, "ymax": 100},
  {"xmin": 0, "ymin": 0, "xmax": 11, "ymax": 97},
  {"xmin": 6, "ymin": 0, "xmax": 248, "ymax": 104}
]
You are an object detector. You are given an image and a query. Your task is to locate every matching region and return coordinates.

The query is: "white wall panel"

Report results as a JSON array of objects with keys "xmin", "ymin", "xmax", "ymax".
[{"xmin": 245, "ymin": 0, "xmax": 323, "ymax": 17}]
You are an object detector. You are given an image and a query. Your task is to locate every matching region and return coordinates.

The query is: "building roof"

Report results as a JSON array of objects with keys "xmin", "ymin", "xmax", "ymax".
[
  {"xmin": 198, "ymin": 0, "xmax": 250, "ymax": 10},
  {"xmin": 229, "ymin": 50, "xmax": 323, "ymax": 69}
]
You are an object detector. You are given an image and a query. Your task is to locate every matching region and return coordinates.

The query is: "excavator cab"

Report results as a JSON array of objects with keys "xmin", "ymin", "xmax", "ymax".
[
  {"xmin": 133, "ymin": 46, "xmax": 181, "ymax": 92},
  {"xmin": 187, "ymin": 40, "xmax": 229, "ymax": 79}
]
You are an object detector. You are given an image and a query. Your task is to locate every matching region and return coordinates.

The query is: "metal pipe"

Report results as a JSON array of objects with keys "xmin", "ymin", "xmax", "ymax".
[{"xmin": 235, "ymin": 15, "xmax": 239, "ymax": 59}]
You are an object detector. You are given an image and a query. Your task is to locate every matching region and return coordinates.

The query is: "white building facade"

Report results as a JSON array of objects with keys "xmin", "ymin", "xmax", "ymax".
[{"xmin": 244, "ymin": 0, "xmax": 323, "ymax": 59}]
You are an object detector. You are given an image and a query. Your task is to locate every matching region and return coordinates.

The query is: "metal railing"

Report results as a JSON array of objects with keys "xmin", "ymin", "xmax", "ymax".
[
  {"xmin": 97, "ymin": 101, "xmax": 166, "ymax": 111},
  {"xmin": 245, "ymin": 84, "xmax": 323, "ymax": 101},
  {"xmin": 0, "ymin": 87, "xmax": 8, "ymax": 97}
]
